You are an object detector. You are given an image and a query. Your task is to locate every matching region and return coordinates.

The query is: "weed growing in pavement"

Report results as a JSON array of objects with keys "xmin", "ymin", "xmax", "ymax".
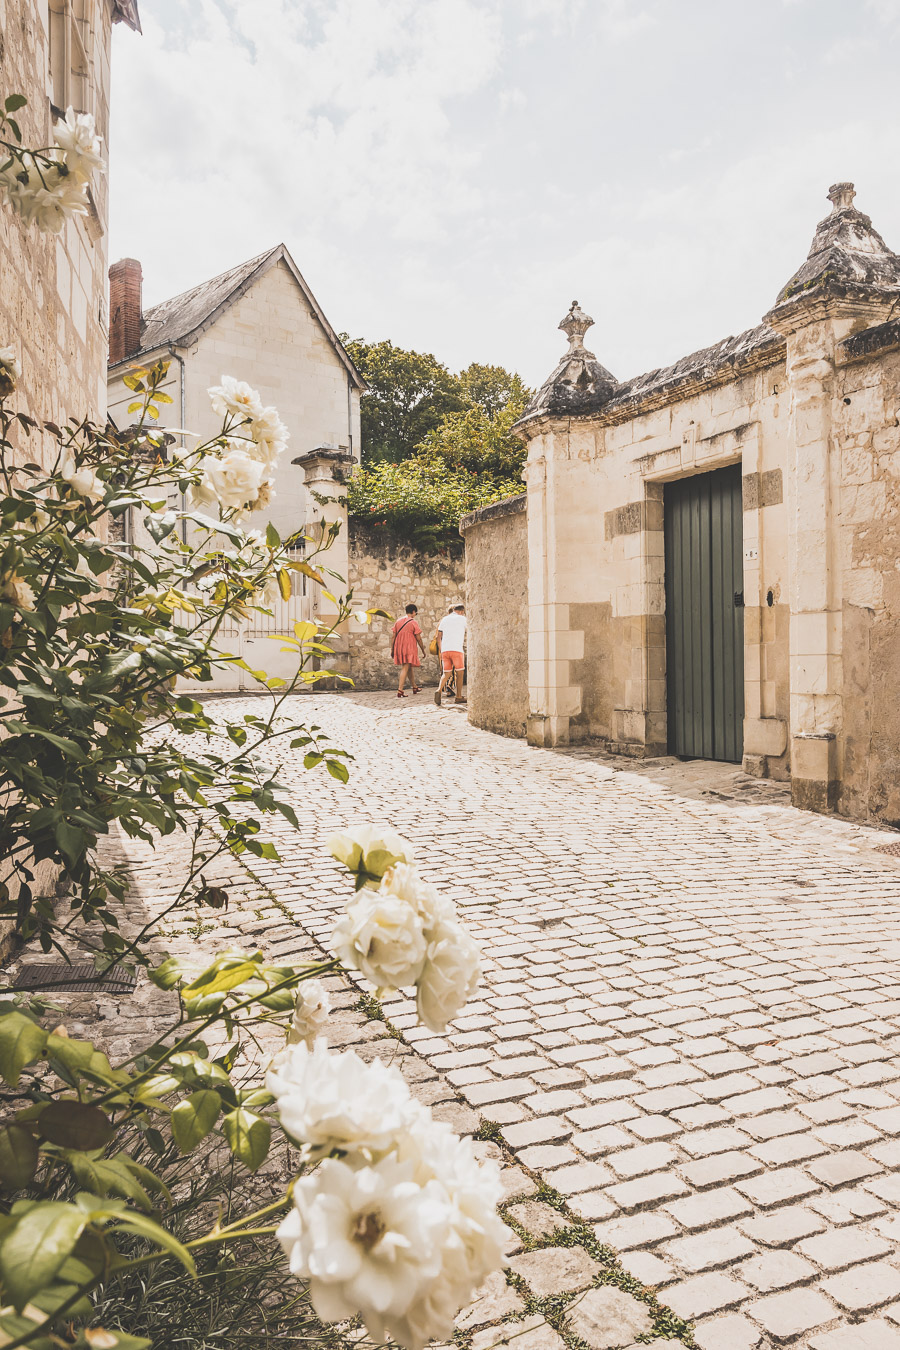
[
  {"xmin": 473, "ymin": 1118, "xmax": 504, "ymax": 1143},
  {"xmin": 477, "ymin": 1117, "xmax": 697, "ymax": 1349}
]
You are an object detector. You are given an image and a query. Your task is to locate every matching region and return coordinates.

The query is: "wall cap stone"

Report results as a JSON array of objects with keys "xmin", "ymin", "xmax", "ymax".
[{"xmin": 460, "ymin": 493, "xmax": 527, "ymax": 535}]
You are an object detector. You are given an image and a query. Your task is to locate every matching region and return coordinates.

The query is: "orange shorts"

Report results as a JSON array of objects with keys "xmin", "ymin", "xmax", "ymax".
[{"xmin": 441, "ymin": 650, "xmax": 464, "ymax": 671}]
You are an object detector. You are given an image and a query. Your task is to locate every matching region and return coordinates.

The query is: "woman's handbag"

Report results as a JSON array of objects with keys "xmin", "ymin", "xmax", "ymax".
[{"xmin": 428, "ymin": 631, "xmax": 439, "ymax": 656}]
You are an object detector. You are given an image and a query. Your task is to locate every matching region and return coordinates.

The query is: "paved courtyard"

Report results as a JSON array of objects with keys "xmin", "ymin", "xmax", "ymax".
[{"xmin": 219, "ymin": 688, "xmax": 900, "ymax": 1350}]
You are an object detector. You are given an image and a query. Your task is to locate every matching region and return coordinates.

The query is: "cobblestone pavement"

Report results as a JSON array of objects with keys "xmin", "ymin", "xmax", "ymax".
[{"xmin": 217, "ymin": 688, "xmax": 900, "ymax": 1350}]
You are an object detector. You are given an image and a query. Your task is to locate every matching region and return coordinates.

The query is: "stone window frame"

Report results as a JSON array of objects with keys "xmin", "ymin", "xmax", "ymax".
[{"xmin": 48, "ymin": 0, "xmax": 92, "ymax": 118}]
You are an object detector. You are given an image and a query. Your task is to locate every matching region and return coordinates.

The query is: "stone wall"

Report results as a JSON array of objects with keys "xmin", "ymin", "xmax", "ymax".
[
  {"xmin": 1, "ymin": 0, "xmax": 115, "ymax": 454},
  {"xmin": 347, "ymin": 525, "xmax": 465, "ymax": 690},
  {"xmin": 833, "ymin": 334, "xmax": 900, "ymax": 826},
  {"xmin": 460, "ymin": 495, "xmax": 528, "ymax": 737}
]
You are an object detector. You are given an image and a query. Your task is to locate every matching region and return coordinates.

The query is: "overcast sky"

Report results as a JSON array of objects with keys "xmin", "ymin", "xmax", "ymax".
[{"xmin": 110, "ymin": 0, "xmax": 900, "ymax": 389}]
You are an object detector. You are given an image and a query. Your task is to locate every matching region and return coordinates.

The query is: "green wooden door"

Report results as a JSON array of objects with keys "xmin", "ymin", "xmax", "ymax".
[{"xmin": 664, "ymin": 464, "xmax": 744, "ymax": 763}]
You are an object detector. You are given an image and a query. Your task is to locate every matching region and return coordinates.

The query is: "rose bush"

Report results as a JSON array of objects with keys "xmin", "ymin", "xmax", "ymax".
[{"xmin": 0, "ymin": 94, "xmax": 501, "ymax": 1350}]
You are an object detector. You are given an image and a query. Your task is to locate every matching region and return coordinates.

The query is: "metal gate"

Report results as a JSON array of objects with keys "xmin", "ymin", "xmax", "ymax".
[{"xmin": 664, "ymin": 464, "xmax": 744, "ymax": 763}]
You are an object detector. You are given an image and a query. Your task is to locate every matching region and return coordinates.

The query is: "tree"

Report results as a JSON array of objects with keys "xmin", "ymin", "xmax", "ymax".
[
  {"xmin": 418, "ymin": 377, "xmax": 530, "ymax": 480},
  {"xmin": 458, "ymin": 363, "xmax": 525, "ymax": 420},
  {"xmin": 342, "ymin": 337, "xmax": 467, "ymax": 463}
]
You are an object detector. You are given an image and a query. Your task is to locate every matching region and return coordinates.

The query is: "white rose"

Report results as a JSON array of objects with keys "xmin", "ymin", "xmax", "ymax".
[
  {"xmin": 59, "ymin": 450, "xmax": 105, "ymax": 502},
  {"xmin": 208, "ymin": 375, "xmax": 264, "ymax": 423},
  {"xmin": 328, "ymin": 824, "xmax": 415, "ymax": 884},
  {"xmin": 267, "ymin": 1041, "xmax": 426, "ymax": 1163},
  {"xmin": 382, "ymin": 862, "xmax": 455, "ymax": 927},
  {"xmin": 415, "ymin": 918, "xmax": 482, "ymax": 1033},
  {"xmin": 249, "ymin": 404, "xmax": 289, "ymax": 465},
  {"xmin": 193, "ymin": 450, "xmax": 266, "ymax": 512},
  {"xmin": 387, "ymin": 1122, "xmax": 505, "ymax": 1347},
  {"xmin": 286, "ymin": 978, "xmax": 330, "ymax": 1047},
  {"xmin": 331, "ymin": 890, "xmax": 427, "ymax": 990},
  {"xmin": 277, "ymin": 1155, "xmax": 451, "ymax": 1349},
  {"xmin": 53, "ymin": 108, "xmax": 104, "ymax": 180}
]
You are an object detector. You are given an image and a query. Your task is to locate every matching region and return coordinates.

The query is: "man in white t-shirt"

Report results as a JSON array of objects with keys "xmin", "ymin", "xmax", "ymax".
[{"xmin": 434, "ymin": 602, "xmax": 467, "ymax": 705}]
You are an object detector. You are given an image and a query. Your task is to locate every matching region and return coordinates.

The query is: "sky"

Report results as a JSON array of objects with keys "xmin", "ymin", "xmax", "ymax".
[{"xmin": 110, "ymin": 0, "xmax": 900, "ymax": 390}]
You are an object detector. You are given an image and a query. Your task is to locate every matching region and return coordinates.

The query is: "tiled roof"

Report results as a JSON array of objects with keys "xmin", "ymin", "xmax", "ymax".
[{"xmin": 113, "ymin": 244, "xmax": 365, "ymax": 389}]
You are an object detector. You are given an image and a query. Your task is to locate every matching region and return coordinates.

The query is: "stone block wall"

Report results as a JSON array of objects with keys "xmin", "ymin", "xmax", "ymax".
[
  {"xmin": 833, "ymin": 337, "xmax": 900, "ymax": 826},
  {"xmin": 0, "ymin": 0, "xmax": 113, "ymax": 454},
  {"xmin": 347, "ymin": 525, "xmax": 465, "ymax": 690},
  {"xmin": 460, "ymin": 495, "xmax": 528, "ymax": 737}
]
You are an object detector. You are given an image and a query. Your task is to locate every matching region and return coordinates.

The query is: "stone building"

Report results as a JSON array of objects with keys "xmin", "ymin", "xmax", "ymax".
[
  {"xmin": 107, "ymin": 247, "xmax": 463, "ymax": 692},
  {"xmin": 464, "ymin": 184, "xmax": 900, "ymax": 825},
  {"xmin": 106, "ymin": 246, "xmax": 365, "ymax": 686},
  {"xmin": 1, "ymin": 0, "xmax": 141, "ymax": 440}
]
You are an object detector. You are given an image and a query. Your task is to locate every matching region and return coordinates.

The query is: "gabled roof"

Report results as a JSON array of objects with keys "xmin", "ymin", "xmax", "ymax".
[{"xmin": 113, "ymin": 244, "xmax": 365, "ymax": 389}]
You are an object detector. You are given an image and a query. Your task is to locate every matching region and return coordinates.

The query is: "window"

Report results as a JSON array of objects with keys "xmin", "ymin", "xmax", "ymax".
[{"xmin": 48, "ymin": 0, "xmax": 91, "ymax": 116}]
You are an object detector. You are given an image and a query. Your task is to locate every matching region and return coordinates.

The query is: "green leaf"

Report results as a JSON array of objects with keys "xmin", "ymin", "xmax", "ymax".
[
  {"xmin": 265, "ymin": 522, "xmax": 281, "ymax": 548},
  {"xmin": 5, "ymin": 722, "xmax": 87, "ymax": 760},
  {"xmin": 182, "ymin": 958, "xmax": 262, "ymax": 999},
  {"xmin": 0, "ymin": 1125, "xmax": 38, "ymax": 1190},
  {"xmin": 0, "ymin": 1202, "xmax": 86, "ymax": 1310},
  {"xmin": 5, "ymin": 95, "xmax": 27, "ymax": 112},
  {"xmin": 37, "ymin": 1103, "xmax": 114, "ymax": 1152},
  {"xmin": 46, "ymin": 1032, "xmax": 96, "ymax": 1078},
  {"xmin": 277, "ymin": 568, "xmax": 291, "ymax": 601},
  {"xmin": 326, "ymin": 759, "xmax": 350, "ymax": 784},
  {"xmin": 64, "ymin": 1155, "xmax": 153, "ymax": 1211},
  {"xmin": 0, "ymin": 1012, "xmax": 48, "ymax": 1086},
  {"xmin": 148, "ymin": 957, "xmax": 184, "ymax": 991},
  {"xmin": 111, "ymin": 1211, "xmax": 195, "ymax": 1276},
  {"xmin": 171, "ymin": 1089, "xmax": 220, "ymax": 1154},
  {"xmin": 221, "ymin": 1108, "xmax": 271, "ymax": 1172}
]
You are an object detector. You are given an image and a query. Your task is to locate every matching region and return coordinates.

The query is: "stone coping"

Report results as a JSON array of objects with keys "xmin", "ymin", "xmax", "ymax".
[{"xmin": 460, "ymin": 493, "xmax": 527, "ymax": 535}]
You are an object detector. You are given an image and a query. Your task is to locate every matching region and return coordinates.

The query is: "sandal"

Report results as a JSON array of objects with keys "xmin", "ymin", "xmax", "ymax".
[
  {"xmin": 412, "ymin": 686, "xmax": 421, "ymax": 694},
  {"xmin": 397, "ymin": 690, "xmax": 407, "ymax": 698}
]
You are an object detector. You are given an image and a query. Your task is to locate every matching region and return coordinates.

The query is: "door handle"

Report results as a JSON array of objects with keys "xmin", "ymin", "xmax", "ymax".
[{"xmin": 733, "ymin": 591, "xmax": 744, "ymax": 608}]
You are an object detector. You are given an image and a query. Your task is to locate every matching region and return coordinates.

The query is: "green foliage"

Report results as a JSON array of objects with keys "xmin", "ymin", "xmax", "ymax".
[
  {"xmin": 343, "ymin": 339, "xmax": 530, "ymax": 549},
  {"xmin": 0, "ymin": 368, "xmax": 361, "ymax": 954},
  {"xmin": 346, "ymin": 458, "xmax": 522, "ymax": 550},
  {"xmin": 342, "ymin": 337, "xmax": 467, "ymax": 464},
  {"xmin": 418, "ymin": 378, "xmax": 529, "ymax": 479},
  {"xmin": 0, "ymin": 952, "xmax": 334, "ymax": 1346}
]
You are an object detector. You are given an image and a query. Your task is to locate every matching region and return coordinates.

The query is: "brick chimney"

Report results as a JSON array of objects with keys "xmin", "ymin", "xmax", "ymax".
[{"xmin": 108, "ymin": 258, "xmax": 142, "ymax": 364}]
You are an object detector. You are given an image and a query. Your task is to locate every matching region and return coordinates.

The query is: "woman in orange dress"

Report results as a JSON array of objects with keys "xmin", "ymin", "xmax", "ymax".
[{"xmin": 391, "ymin": 604, "xmax": 425, "ymax": 698}]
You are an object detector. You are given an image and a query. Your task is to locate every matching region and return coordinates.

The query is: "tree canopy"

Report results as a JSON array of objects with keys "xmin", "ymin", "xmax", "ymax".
[
  {"xmin": 341, "ymin": 337, "xmax": 467, "ymax": 463},
  {"xmin": 342, "ymin": 336, "xmax": 532, "ymax": 551}
]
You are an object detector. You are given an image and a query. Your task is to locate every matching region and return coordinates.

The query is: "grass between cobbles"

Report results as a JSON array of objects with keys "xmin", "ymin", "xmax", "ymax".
[{"xmin": 457, "ymin": 1120, "xmax": 696, "ymax": 1350}]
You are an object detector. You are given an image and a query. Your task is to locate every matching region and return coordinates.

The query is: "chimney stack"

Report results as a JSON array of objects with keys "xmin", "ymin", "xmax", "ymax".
[{"xmin": 108, "ymin": 258, "xmax": 142, "ymax": 365}]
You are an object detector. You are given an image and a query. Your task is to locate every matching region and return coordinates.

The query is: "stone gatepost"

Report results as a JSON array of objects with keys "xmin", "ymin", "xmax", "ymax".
[
  {"xmin": 292, "ymin": 445, "xmax": 353, "ymax": 682},
  {"xmin": 765, "ymin": 184, "xmax": 900, "ymax": 812}
]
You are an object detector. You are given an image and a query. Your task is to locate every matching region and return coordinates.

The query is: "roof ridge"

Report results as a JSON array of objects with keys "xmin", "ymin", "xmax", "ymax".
[{"xmin": 140, "ymin": 245, "xmax": 281, "ymax": 323}]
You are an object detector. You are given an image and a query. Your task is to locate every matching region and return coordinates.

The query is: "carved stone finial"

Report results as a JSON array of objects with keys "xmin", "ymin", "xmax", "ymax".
[
  {"xmin": 559, "ymin": 300, "xmax": 594, "ymax": 353},
  {"xmin": 828, "ymin": 182, "xmax": 856, "ymax": 214}
]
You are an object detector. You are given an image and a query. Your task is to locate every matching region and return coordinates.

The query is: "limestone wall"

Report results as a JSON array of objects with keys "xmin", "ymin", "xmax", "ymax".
[
  {"xmin": 833, "ymin": 341, "xmax": 900, "ymax": 826},
  {"xmin": 522, "ymin": 358, "xmax": 792, "ymax": 772},
  {"xmin": 0, "ymin": 0, "xmax": 114, "ymax": 453},
  {"xmin": 460, "ymin": 496, "xmax": 528, "ymax": 737},
  {"xmin": 347, "ymin": 526, "xmax": 465, "ymax": 690}
]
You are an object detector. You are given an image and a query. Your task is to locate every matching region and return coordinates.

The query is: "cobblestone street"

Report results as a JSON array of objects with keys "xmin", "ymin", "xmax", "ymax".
[{"xmin": 218, "ymin": 688, "xmax": 900, "ymax": 1350}]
